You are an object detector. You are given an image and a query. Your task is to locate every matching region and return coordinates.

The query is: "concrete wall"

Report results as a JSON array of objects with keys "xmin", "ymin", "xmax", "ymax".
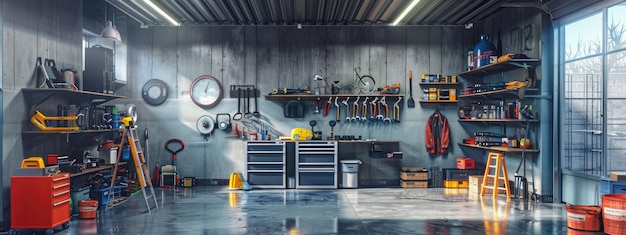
[{"xmin": 2, "ymin": 0, "xmax": 83, "ymax": 227}]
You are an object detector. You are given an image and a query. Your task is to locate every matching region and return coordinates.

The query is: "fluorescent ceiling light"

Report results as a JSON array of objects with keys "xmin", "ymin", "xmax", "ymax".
[
  {"xmin": 144, "ymin": 0, "xmax": 180, "ymax": 26},
  {"xmin": 391, "ymin": 0, "xmax": 421, "ymax": 26}
]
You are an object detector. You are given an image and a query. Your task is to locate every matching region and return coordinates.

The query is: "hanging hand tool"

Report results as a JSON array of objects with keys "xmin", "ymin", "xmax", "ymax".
[
  {"xmin": 393, "ymin": 97, "xmax": 402, "ymax": 122},
  {"xmin": 361, "ymin": 97, "xmax": 369, "ymax": 121},
  {"xmin": 335, "ymin": 97, "xmax": 341, "ymax": 122},
  {"xmin": 370, "ymin": 97, "xmax": 378, "ymax": 120},
  {"xmin": 376, "ymin": 97, "xmax": 384, "ymax": 120},
  {"xmin": 342, "ymin": 97, "xmax": 351, "ymax": 122},
  {"xmin": 352, "ymin": 97, "xmax": 360, "ymax": 121},
  {"xmin": 407, "ymin": 70, "xmax": 416, "ymax": 108},
  {"xmin": 313, "ymin": 98, "xmax": 320, "ymax": 114},
  {"xmin": 328, "ymin": 120, "xmax": 337, "ymax": 140},
  {"xmin": 271, "ymin": 87, "xmax": 311, "ymax": 94},
  {"xmin": 244, "ymin": 88, "xmax": 253, "ymax": 118},
  {"xmin": 253, "ymin": 88, "xmax": 261, "ymax": 117},
  {"xmin": 233, "ymin": 123, "xmax": 239, "ymax": 137},
  {"xmin": 323, "ymin": 97, "xmax": 332, "ymax": 117},
  {"xmin": 381, "ymin": 97, "xmax": 391, "ymax": 123},
  {"xmin": 233, "ymin": 88, "xmax": 243, "ymax": 120}
]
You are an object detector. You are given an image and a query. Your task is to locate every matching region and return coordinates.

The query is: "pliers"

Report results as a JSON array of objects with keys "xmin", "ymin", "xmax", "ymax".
[
  {"xmin": 381, "ymin": 97, "xmax": 391, "ymax": 123},
  {"xmin": 369, "ymin": 97, "xmax": 378, "ymax": 120},
  {"xmin": 342, "ymin": 97, "xmax": 351, "ymax": 122},
  {"xmin": 393, "ymin": 97, "xmax": 402, "ymax": 122},
  {"xmin": 376, "ymin": 97, "xmax": 384, "ymax": 120},
  {"xmin": 352, "ymin": 97, "xmax": 360, "ymax": 121},
  {"xmin": 334, "ymin": 97, "xmax": 341, "ymax": 122},
  {"xmin": 361, "ymin": 97, "xmax": 369, "ymax": 121},
  {"xmin": 323, "ymin": 97, "xmax": 332, "ymax": 117}
]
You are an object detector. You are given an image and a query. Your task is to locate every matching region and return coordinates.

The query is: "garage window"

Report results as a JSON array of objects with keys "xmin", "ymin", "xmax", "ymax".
[{"xmin": 561, "ymin": 2, "xmax": 626, "ymax": 176}]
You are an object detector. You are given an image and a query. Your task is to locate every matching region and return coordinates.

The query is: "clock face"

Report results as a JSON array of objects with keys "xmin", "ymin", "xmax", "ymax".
[
  {"xmin": 190, "ymin": 75, "xmax": 223, "ymax": 108},
  {"xmin": 142, "ymin": 79, "xmax": 168, "ymax": 106}
]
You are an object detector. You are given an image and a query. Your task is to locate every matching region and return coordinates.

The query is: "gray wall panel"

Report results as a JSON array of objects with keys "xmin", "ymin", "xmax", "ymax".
[{"xmin": 256, "ymin": 27, "xmax": 279, "ymax": 95}]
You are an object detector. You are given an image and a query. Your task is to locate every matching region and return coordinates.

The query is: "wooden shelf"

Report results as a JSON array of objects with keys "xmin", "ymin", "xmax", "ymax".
[
  {"xmin": 23, "ymin": 129, "xmax": 121, "ymax": 135},
  {"xmin": 22, "ymin": 88, "xmax": 125, "ymax": 107},
  {"xmin": 419, "ymin": 100, "xmax": 458, "ymax": 104},
  {"xmin": 264, "ymin": 94, "xmax": 404, "ymax": 101},
  {"xmin": 419, "ymin": 82, "xmax": 459, "ymax": 85},
  {"xmin": 457, "ymin": 88, "xmax": 538, "ymax": 98},
  {"xmin": 458, "ymin": 119, "xmax": 539, "ymax": 123},
  {"xmin": 458, "ymin": 143, "xmax": 539, "ymax": 153},
  {"xmin": 69, "ymin": 162, "xmax": 126, "ymax": 178},
  {"xmin": 459, "ymin": 59, "xmax": 540, "ymax": 76}
]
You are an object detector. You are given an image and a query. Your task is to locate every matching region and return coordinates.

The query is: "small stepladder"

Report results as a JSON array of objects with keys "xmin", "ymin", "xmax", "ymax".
[
  {"xmin": 107, "ymin": 117, "xmax": 158, "ymax": 212},
  {"xmin": 480, "ymin": 152, "xmax": 511, "ymax": 199}
]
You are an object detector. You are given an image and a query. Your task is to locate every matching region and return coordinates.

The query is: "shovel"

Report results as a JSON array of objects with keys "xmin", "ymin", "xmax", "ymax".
[{"xmin": 407, "ymin": 70, "xmax": 415, "ymax": 108}]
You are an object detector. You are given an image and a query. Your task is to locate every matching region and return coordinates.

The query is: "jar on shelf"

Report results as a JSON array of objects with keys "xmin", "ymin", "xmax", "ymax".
[{"xmin": 473, "ymin": 34, "xmax": 497, "ymax": 69}]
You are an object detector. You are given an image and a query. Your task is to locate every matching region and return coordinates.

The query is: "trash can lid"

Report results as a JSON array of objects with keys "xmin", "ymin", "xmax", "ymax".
[{"xmin": 340, "ymin": 160, "xmax": 362, "ymax": 164}]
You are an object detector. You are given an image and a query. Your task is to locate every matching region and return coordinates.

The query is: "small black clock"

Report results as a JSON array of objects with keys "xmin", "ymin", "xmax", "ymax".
[{"xmin": 142, "ymin": 79, "xmax": 168, "ymax": 106}]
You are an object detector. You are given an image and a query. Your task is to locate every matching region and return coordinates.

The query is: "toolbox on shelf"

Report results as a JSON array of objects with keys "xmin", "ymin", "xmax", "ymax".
[{"xmin": 456, "ymin": 158, "xmax": 475, "ymax": 169}]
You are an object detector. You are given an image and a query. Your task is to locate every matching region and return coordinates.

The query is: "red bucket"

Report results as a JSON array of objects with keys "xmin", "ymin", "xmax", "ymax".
[
  {"xmin": 78, "ymin": 200, "xmax": 98, "ymax": 219},
  {"xmin": 565, "ymin": 204, "xmax": 602, "ymax": 232},
  {"xmin": 602, "ymin": 194, "xmax": 626, "ymax": 235}
]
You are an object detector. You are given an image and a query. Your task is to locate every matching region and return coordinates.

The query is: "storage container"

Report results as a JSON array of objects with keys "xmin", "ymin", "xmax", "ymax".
[
  {"xmin": 565, "ymin": 204, "xmax": 602, "ymax": 232},
  {"xmin": 456, "ymin": 158, "xmax": 475, "ymax": 169},
  {"xmin": 600, "ymin": 177, "xmax": 626, "ymax": 196},
  {"xmin": 444, "ymin": 180, "xmax": 469, "ymax": 188},
  {"xmin": 400, "ymin": 180, "xmax": 428, "ymax": 188},
  {"xmin": 443, "ymin": 168, "xmax": 483, "ymax": 180}
]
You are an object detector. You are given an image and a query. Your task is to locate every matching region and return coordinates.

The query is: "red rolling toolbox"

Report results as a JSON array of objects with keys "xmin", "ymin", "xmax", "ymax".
[{"xmin": 11, "ymin": 173, "xmax": 71, "ymax": 233}]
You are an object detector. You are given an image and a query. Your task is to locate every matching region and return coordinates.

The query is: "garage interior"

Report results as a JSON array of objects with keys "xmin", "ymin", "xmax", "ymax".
[{"xmin": 2, "ymin": 0, "xmax": 625, "ymax": 234}]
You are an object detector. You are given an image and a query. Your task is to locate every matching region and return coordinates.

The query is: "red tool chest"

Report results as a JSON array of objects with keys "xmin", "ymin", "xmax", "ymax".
[{"xmin": 11, "ymin": 173, "xmax": 71, "ymax": 231}]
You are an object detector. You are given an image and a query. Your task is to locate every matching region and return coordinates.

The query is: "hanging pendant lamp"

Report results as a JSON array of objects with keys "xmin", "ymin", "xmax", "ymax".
[
  {"xmin": 100, "ymin": 4, "xmax": 122, "ymax": 42},
  {"xmin": 100, "ymin": 20, "xmax": 122, "ymax": 41}
]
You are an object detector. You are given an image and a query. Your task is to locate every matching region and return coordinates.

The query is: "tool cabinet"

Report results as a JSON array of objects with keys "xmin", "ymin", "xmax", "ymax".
[
  {"xmin": 11, "ymin": 173, "xmax": 71, "ymax": 233},
  {"xmin": 246, "ymin": 141, "xmax": 286, "ymax": 188},
  {"xmin": 296, "ymin": 141, "xmax": 338, "ymax": 189}
]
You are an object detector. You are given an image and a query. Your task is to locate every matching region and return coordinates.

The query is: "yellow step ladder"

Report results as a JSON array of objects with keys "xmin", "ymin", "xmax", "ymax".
[
  {"xmin": 107, "ymin": 117, "xmax": 158, "ymax": 212},
  {"xmin": 481, "ymin": 152, "xmax": 511, "ymax": 198}
]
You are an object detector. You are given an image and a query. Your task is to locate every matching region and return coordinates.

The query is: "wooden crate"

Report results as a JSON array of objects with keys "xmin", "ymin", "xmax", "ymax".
[
  {"xmin": 400, "ymin": 171, "xmax": 428, "ymax": 181},
  {"xmin": 400, "ymin": 180, "xmax": 428, "ymax": 188},
  {"xmin": 401, "ymin": 167, "xmax": 427, "ymax": 172}
]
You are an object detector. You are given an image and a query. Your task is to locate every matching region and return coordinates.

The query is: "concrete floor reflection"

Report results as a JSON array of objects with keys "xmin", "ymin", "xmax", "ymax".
[{"xmin": 21, "ymin": 186, "xmax": 596, "ymax": 235}]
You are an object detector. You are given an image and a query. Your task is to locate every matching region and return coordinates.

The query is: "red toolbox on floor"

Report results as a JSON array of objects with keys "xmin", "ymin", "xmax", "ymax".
[{"xmin": 456, "ymin": 158, "xmax": 475, "ymax": 169}]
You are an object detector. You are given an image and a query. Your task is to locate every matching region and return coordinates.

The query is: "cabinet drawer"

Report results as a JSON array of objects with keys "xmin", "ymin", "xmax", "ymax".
[
  {"xmin": 248, "ymin": 164, "xmax": 284, "ymax": 171},
  {"xmin": 298, "ymin": 164, "xmax": 335, "ymax": 170},
  {"xmin": 247, "ymin": 142, "xmax": 284, "ymax": 152},
  {"xmin": 298, "ymin": 172, "xmax": 335, "ymax": 186},
  {"xmin": 51, "ymin": 198, "xmax": 71, "ymax": 225},
  {"xmin": 248, "ymin": 172, "xmax": 284, "ymax": 186},
  {"xmin": 298, "ymin": 154, "xmax": 335, "ymax": 163},
  {"xmin": 247, "ymin": 153, "xmax": 284, "ymax": 162}
]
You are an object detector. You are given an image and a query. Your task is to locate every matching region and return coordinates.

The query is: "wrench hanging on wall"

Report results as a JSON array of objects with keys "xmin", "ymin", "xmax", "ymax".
[
  {"xmin": 342, "ymin": 97, "xmax": 351, "ymax": 121},
  {"xmin": 335, "ymin": 97, "xmax": 341, "ymax": 122},
  {"xmin": 393, "ymin": 97, "xmax": 402, "ymax": 122},
  {"xmin": 370, "ymin": 97, "xmax": 378, "ymax": 120},
  {"xmin": 361, "ymin": 97, "xmax": 369, "ymax": 121},
  {"xmin": 352, "ymin": 97, "xmax": 360, "ymax": 121}
]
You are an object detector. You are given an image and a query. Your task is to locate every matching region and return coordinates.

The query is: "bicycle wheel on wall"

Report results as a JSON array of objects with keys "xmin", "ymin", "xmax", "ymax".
[{"xmin": 354, "ymin": 75, "xmax": 376, "ymax": 94}]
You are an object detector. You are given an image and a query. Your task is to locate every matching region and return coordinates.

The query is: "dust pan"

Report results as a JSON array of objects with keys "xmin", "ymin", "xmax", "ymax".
[
  {"xmin": 240, "ymin": 173, "xmax": 252, "ymax": 191},
  {"xmin": 228, "ymin": 172, "xmax": 243, "ymax": 190}
]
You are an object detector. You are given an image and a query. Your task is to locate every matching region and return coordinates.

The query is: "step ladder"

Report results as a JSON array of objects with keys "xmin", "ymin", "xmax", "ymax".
[
  {"xmin": 107, "ymin": 118, "xmax": 158, "ymax": 212},
  {"xmin": 481, "ymin": 152, "xmax": 511, "ymax": 199}
]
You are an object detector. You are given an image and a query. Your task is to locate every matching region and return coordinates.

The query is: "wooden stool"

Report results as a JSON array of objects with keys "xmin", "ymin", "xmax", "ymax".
[{"xmin": 481, "ymin": 152, "xmax": 511, "ymax": 198}]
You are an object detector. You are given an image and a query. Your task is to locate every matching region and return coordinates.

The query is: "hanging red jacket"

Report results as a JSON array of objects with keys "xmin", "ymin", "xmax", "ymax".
[{"xmin": 425, "ymin": 110, "xmax": 450, "ymax": 156}]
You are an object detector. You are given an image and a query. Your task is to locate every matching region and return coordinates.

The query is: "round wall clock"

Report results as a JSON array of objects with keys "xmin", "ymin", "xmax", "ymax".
[
  {"xmin": 142, "ymin": 79, "xmax": 168, "ymax": 106},
  {"xmin": 190, "ymin": 75, "xmax": 223, "ymax": 108}
]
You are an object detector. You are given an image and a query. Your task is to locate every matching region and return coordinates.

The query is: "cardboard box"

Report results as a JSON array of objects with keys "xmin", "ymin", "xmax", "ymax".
[
  {"xmin": 401, "ymin": 171, "xmax": 428, "ymax": 181},
  {"xmin": 469, "ymin": 175, "xmax": 506, "ymax": 194},
  {"xmin": 610, "ymin": 172, "xmax": 626, "ymax": 181},
  {"xmin": 401, "ymin": 180, "xmax": 428, "ymax": 188}
]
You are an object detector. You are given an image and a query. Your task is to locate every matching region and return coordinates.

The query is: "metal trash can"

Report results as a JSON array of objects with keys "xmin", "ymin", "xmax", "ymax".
[{"xmin": 341, "ymin": 160, "xmax": 362, "ymax": 188}]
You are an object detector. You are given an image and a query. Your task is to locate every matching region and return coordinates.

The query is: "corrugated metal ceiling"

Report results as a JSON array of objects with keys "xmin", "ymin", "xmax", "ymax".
[{"xmin": 103, "ymin": 0, "xmax": 603, "ymax": 27}]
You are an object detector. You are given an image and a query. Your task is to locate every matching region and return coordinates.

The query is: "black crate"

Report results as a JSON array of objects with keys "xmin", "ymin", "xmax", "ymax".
[{"xmin": 443, "ymin": 168, "xmax": 484, "ymax": 180}]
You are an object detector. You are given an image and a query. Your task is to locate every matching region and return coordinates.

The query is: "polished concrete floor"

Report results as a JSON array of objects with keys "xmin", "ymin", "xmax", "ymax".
[{"xmin": 16, "ymin": 186, "xmax": 600, "ymax": 235}]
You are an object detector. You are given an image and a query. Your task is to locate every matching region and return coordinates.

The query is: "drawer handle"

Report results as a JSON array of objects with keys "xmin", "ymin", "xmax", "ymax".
[
  {"xmin": 53, "ymin": 182, "xmax": 70, "ymax": 189},
  {"xmin": 298, "ymin": 169, "xmax": 335, "ymax": 172},
  {"xmin": 53, "ymin": 190, "xmax": 70, "ymax": 197},
  {"xmin": 53, "ymin": 199, "xmax": 70, "ymax": 207},
  {"xmin": 52, "ymin": 175, "xmax": 69, "ymax": 182}
]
